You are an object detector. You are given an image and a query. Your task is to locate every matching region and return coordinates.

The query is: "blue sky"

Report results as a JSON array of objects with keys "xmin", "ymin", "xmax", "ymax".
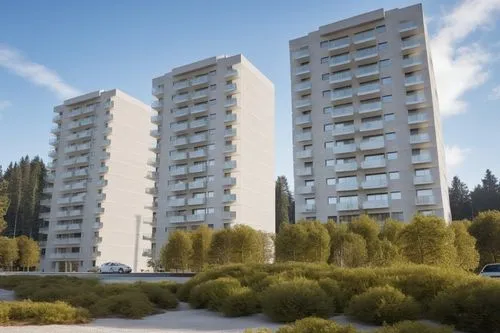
[{"xmin": 1, "ymin": 0, "xmax": 499, "ymax": 190}]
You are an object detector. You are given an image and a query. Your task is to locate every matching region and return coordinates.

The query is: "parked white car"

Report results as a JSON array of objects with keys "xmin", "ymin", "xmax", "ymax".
[
  {"xmin": 99, "ymin": 262, "xmax": 132, "ymax": 274},
  {"xmin": 479, "ymin": 263, "xmax": 500, "ymax": 278}
]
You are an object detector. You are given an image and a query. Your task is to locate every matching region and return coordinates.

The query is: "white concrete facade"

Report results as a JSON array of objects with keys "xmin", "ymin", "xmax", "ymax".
[
  {"xmin": 40, "ymin": 90, "xmax": 154, "ymax": 272},
  {"xmin": 149, "ymin": 54, "xmax": 275, "ymax": 259},
  {"xmin": 289, "ymin": 4, "xmax": 451, "ymax": 223}
]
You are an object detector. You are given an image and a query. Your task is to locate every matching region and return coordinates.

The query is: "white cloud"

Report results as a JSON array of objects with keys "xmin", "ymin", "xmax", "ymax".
[
  {"xmin": 488, "ymin": 85, "xmax": 500, "ymax": 100},
  {"xmin": 445, "ymin": 145, "xmax": 470, "ymax": 176},
  {"xmin": 0, "ymin": 100, "xmax": 11, "ymax": 110},
  {"xmin": 0, "ymin": 44, "xmax": 80, "ymax": 100},
  {"xmin": 431, "ymin": 0, "xmax": 500, "ymax": 117}
]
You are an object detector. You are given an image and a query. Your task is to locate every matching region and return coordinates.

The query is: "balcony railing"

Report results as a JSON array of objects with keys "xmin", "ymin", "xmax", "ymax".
[
  {"xmin": 296, "ymin": 132, "xmax": 312, "ymax": 142},
  {"xmin": 223, "ymin": 160, "xmax": 237, "ymax": 170},
  {"xmin": 408, "ymin": 113, "xmax": 428, "ymax": 124},
  {"xmin": 330, "ymin": 71, "xmax": 352, "ymax": 84},
  {"xmin": 410, "ymin": 133, "xmax": 430, "ymax": 144},
  {"xmin": 170, "ymin": 167, "xmax": 187, "ymax": 176},
  {"xmin": 191, "ymin": 89, "xmax": 209, "ymax": 100},
  {"xmin": 416, "ymin": 195, "xmax": 436, "ymax": 205},
  {"xmin": 222, "ymin": 194, "xmax": 237, "ymax": 202},
  {"xmin": 189, "ymin": 164, "xmax": 206, "ymax": 173},
  {"xmin": 188, "ymin": 180, "xmax": 206, "ymax": 190},
  {"xmin": 295, "ymin": 64, "xmax": 310, "ymax": 76},
  {"xmin": 402, "ymin": 56, "xmax": 423, "ymax": 68},
  {"xmin": 331, "ymin": 88, "xmax": 353, "ymax": 101},
  {"xmin": 337, "ymin": 202, "xmax": 359, "ymax": 211},
  {"xmin": 335, "ymin": 162, "xmax": 357, "ymax": 172},
  {"xmin": 189, "ymin": 149, "xmax": 207, "ymax": 159},
  {"xmin": 187, "ymin": 197, "xmax": 206, "ymax": 206},
  {"xmin": 190, "ymin": 118, "xmax": 209, "ymax": 129},
  {"xmin": 414, "ymin": 174, "xmax": 433, "ymax": 185},
  {"xmin": 412, "ymin": 154, "xmax": 432, "ymax": 164},
  {"xmin": 171, "ymin": 122, "xmax": 189, "ymax": 132},
  {"xmin": 169, "ymin": 182, "xmax": 187, "ymax": 191},
  {"xmin": 360, "ymin": 120, "xmax": 383, "ymax": 131},
  {"xmin": 332, "ymin": 143, "xmax": 357, "ymax": 154},
  {"xmin": 359, "ymin": 139, "xmax": 385, "ymax": 150},
  {"xmin": 191, "ymin": 103, "xmax": 209, "ymax": 115},
  {"xmin": 173, "ymin": 94, "xmax": 189, "ymax": 104},
  {"xmin": 168, "ymin": 215, "xmax": 185, "ymax": 223},
  {"xmin": 224, "ymin": 128, "xmax": 237, "ymax": 138},
  {"xmin": 296, "ymin": 167, "xmax": 313, "ymax": 176},
  {"xmin": 168, "ymin": 198, "xmax": 186, "ymax": 207},
  {"xmin": 186, "ymin": 214, "xmax": 206, "ymax": 222},
  {"xmin": 336, "ymin": 181, "xmax": 358, "ymax": 191},
  {"xmin": 225, "ymin": 83, "xmax": 237, "ymax": 93},
  {"xmin": 301, "ymin": 204, "xmax": 316, "ymax": 213},
  {"xmin": 293, "ymin": 49, "xmax": 309, "ymax": 60},
  {"xmin": 402, "ymin": 37, "xmax": 422, "ymax": 50},
  {"xmin": 224, "ymin": 98, "xmax": 238, "ymax": 108},
  {"xmin": 400, "ymin": 21, "xmax": 418, "ymax": 32},
  {"xmin": 354, "ymin": 46, "xmax": 378, "ymax": 60},
  {"xmin": 222, "ymin": 177, "xmax": 236, "ymax": 186},
  {"xmin": 357, "ymin": 82, "xmax": 380, "ymax": 95},
  {"xmin": 355, "ymin": 64, "xmax": 379, "ymax": 78},
  {"xmin": 405, "ymin": 74, "xmax": 425, "ymax": 86},
  {"xmin": 332, "ymin": 125, "xmax": 355, "ymax": 135},
  {"xmin": 362, "ymin": 178, "xmax": 388, "ymax": 189},
  {"xmin": 295, "ymin": 98, "xmax": 312, "ymax": 108},
  {"xmin": 173, "ymin": 80, "xmax": 189, "ymax": 90},
  {"xmin": 295, "ymin": 81, "xmax": 312, "ymax": 92},
  {"xmin": 328, "ymin": 37, "xmax": 350, "ymax": 51},
  {"xmin": 332, "ymin": 105, "xmax": 354, "ymax": 118},
  {"xmin": 224, "ymin": 113, "xmax": 237, "ymax": 123},
  {"xmin": 359, "ymin": 101, "xmax": 382, "ymax": 114},
  {"xmin": 329, "ymin": 54, "xmax": 350, "ymax": 67},
  {"xmin": 353, "ymin": 29, "xmax": 376, "ymax": 44},
  {"xmin": 362, "ymin": 199, "xmax": 389, "ymax": 209},
  {"xmin": 296, "ymin": 149, "xmax": 313, "ymax": 159},
  {"xmin": 406, "ymin": 93, "xmax": 426, "ymax": 105},
  {"xmin": 295, "ymin": 114, "xmax": 312, "ymax": 125},
  {"xmin": 190, "ymin": 75, "xmax": 209, "ymax": 86},
  {"xmin": 224, "ymin": 144, "xmax": 237, "ymax": 154},
  {"xmin": 361, "ymin": 159, "xmax": 386, "ymax": 169},
  {"xmin": 296, "ymin": 186, "xmax": 315, "ymax": 194},
  {"xmin": 190, "ymin": 133, "xmax": 207, "ymax": 144}
]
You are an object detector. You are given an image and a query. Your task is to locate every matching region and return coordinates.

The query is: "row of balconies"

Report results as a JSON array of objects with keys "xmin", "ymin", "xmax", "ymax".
[
  {"xmin": 167, "ymin": 211, "xmax": 237, "ymax": 224},
  {"xmin": 66, "ymin": 104, "xmax": 97, "ymax": 119},
  {"xmin": 49, "ymin": 250, "xmax": 101, "ymax": 260},
  {"xmin": 166, "ymin": 177, "xmax": 237, "ymax": 193},
  {"xmin": 168, "ymin": 193, "xmax": 236, "ymax": 207}
]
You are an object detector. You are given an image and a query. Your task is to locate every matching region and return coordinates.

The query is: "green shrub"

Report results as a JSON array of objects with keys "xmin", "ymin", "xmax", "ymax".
[
  {"xmin": 134, "ymin": 282, "xmax": 178, "ymax": 309},
  {"xmin": 346, "ymin": 286, "xmax": 421, "ymax": 325},
  {"xmin": 221, "ymin": 287, "xmax": 260, "ymax": 317},
  {"xmin": 276, "ymin": 317, "xmax": 358, "ymax": 333},
  {"xmin": 4, "ymin": 300, "xmax": 89, "ymax": 324},
  {"xmin": 189, "ymin": 277, "xmax": 241, "ymax": 311},
  {"xmin": 177, "ymin": 278, "xmax": 200, "ymax": 302},
  {"xmin": 243, "ymin": 329, "xmax": 273, "ymax": 333},
  {"xmin": 261, "ymin": 279, "xmax": 332, "ymax": 323},
  {"xmin": 374, "ymin": 321, "xmax": 453, "ymax": 333},
  {"xmin": 429, "ymin": 280, "xmax": 500, "ymax": 333},
  {"xmin": 90, "ymin": 291, "xmax": 155, "ymax": 319},
  {"xmin": 318, "ymin": 278, "xmax": 349, "ymax": 313}
]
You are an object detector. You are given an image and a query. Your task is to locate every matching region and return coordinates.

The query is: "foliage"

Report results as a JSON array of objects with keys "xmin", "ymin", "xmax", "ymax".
[
  {"xmin": 160, "ymin": 230, "xmax": 193, "ymax": 271},
  {"xmin": 208, "ymin": 228, "xmax": 233, "ymax": 265},
  {"xmin": 275, "ymin": 175, "xmax": 291, "ymax": 232},
  {"xmin": 318, "ymin": 278, "xmax": 348, "ymax": 312},
  {"xmin": 188, "ymin": 277, "xmax": 241, "ymax": 311},
  {"xmin": 379, "ymin": 219, "xmax": 405, "ymax": 244},
  {"xmin": 191, "ymin": 225, "xmax": 213, "ymax": 271},
  {"xmin": 221, "ymin": 287, "xmax": 260, "ymax": 317},
  {"xmin": 0, "ymin": 236, "xmax": 19, "ymax": 268},
  {"xmin": 449, "ymin": 176, "xmax": 472, "ymax": 220},
  {"xmin": 398, "ymin": 215, "xmax": 456, "ymax": 266},
  {"xmin": 261, "ymin": 278, "xmax": 332, "ymax": 322},
  {"xmin": 374, "ymin": 321, "xmax": 453, "ymax": 333},
  {"xmin": 133, "ymin": 282, "xmax": 178, "ymax": 309},
  {"xmin": 0, "ymin": 300, "xmax": 89, "ymax": 325},
  {"xmin": 346, "ymin": 285, "xmax": 421, "ymax": 325},
  {"xmin": 16, "ymin": 235, "xmax": 40, "ymax": 270},
  {"xmin": 90, "ymin": 291, "xmax": 155, "ymax": 318},
  {"xmin": 326, "ymin": 222, "xmax": 368, "ymax": 267},
  {"xmin": 469, "ymin": 210, "xmax": 500, "ymax": 265},
  {"xmin": 276, "ymin": 317, "xmax": 358, "ymax": 333},
  {"xmin": 230, "ymin": 225, "xmax": 264, "ymax": 264},
  {"xmin": 470, "ymin": 169, "xmax": 500, "ymax": 214},
  {"xmin": 0, "ymin": 180, "xmax": 9, "ymax": 234},
  {"xmin": 348, "ymin": 215, "xmax": 380, "ymax": 259},
  {"xmin": 450, "ymin": 221, "xmax": 479, "ymax": 271}
]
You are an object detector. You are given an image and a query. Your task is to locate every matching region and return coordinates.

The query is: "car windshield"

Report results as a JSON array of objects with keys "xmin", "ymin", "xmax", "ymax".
[{"xmin": 483, "ymin": 264, "xmax": 500, "ymax": 272}]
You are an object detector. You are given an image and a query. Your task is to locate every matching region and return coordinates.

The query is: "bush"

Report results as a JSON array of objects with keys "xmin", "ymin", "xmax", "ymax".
[
  {"xmin": 374, "ymin": 321, "xmax": 453, "ymax": 333},
  {"xmin": 429, "ymin": 280, "xmax": 500, "ymax": 333},
  {"xmin": 221, "ymin": 287, "xmax": 260, "ymax": 317},
  {"xmin": 318, "ymin": 278, "xmax": 349, "ymax": 313},
  {"xmin": 346, "ymin": 286, "xmax": 421, "ymax": 325},
  {"xmin": 1, "ymin": 300, "xmax": 89, "ymax": 324},
  {"xmin": 261, "ymin": 279, "xmax": 332, "ymax": 323},
  {"xmin": 189, "ymin": 277, "xmax": 241, "ymax": 311},
  {"xmin": 90, "ymin": 291, "xmax": 155, "ymax": 319},
  {"xmin": 134, "ymin": 282, "xmax": 178, "ymax": 309},
  {"xmin": 276, "ymin": 317, "xmax": 358, "ymax": 333}
]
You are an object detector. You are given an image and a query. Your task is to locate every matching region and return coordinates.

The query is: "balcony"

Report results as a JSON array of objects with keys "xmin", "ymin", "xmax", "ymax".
[
  {"xmin": 169, "ymin": 182, "xmax": 187, "ymax": 192},
  {"xmin": 223, "ymin": 211, "xmax": 237, "ymax": 220},
  {"xmin": 360, "ymin": 120, "xmax": 383, "ymax": 132},
  {"xmin": 224, "ymin": 160, "xmax": 237, "ymax": 170},
  {"xmin": 297, "ymin": 185, "xmax": 315, "ymax": 194},
  {"xmin": 186, "ymin": 214, "xmax": 206, "ymax": 222},
  {"xmin": 296, "ymin": 149, "xmax": 313, "ymax": 159},
  {"xmin": 353, "ymin": 29, "xmax": 376, "ymax": 45},
  {"xmin": 362, "ymin": 199, "xmax": 389, "ymax": 209},
  {"xmin": 189, "ymin": 164, "xmax": 206, "ymax": 173},
  {"xmin": 142, "ymin": 234, "xmax": 153, "ymax": 241},
  {"xmin": 54, "ymin": 223, "xmax": 81, "ymax": 232},
  {"xmin": 355, "ymin": 47, "xmax": 379, "ymax": 63},
  {"xmin": 171, "ymin": 122, "xmax": 189, "ymax": 132},
  {"xmin": 361, "ymin": 159, "xmax": 386, "ymax": 169},
  {"xmin": 173, "ymin": 80, "xmax": 190, "ymax": 90},
  {"xmin": 225, "ymin": 83, "xmax": 237, "ymax": 93},
  {"xmin": 96, "ymin": 180, "xmax": 108, "ymax": 188},
  {"xmin": 142, "ymin": 249, "xmax": 152, "ymax": 257},
  {"xmin": 40, "ymin": 199, "xmax": 51, "ymax": 206},
  {"xmin": 39, "ymin": 212, "xmax": 50, "ymax": 220},
  {"xmin": 189, "ymin": 149, "xmax": 207, "ymax": 159},
  {"xmin": 57, "ymin": 209, "xmax": 83, "ymax": 218},
  {"xmin": 69, "ymin": 118, "xmax": 94, "ymax": 130},
  {"xmin": 416, "ymin": 195, "xmax": 436, "ymax": 205},
  {"xmin": 151, "ymin": 115, "xmax": 162, "ymax": 125},
  {"xmin": 400, "ymin": 21, "xmax": 418, "ymax": 34},
  {"xmin": 149, "ymin": 144, "xmax": 160, "ymax": 154},
  {"xmin": 188, "ymin": 197, "xmax": 206, "ymax": 206},
  {"xmin": 45, "ymin": 174, "xmax": 55, "ymax": 183},
  {"xmin": 414, "ymin": 174, "xmax": 433, "ymax": 185},
  {"xmin": 222, "ymin": 194, "xmax": 237, "ymax": 202},
  {"xmin": 168, "ymin": 215, "xmax": 185, "ymax": 223},
  {"xmin": 355, "ymin": 64, "xmax": 379, "ymax": 80},
  {"xmin": 402, "ymin": 37, "xmax": 423, "ymax": 51},
  {"xmin": 191, "ymin": 103, "xmax": 209, "ymax": 115},
  {"xmin": 402, "ymin": 56, "xmax": 423, "ymax": 71},
  {"xmin": 332, "ymin": 105, "xmax": 354, "ymax": 118},
  {"xmin": 296, "ymin": 167, "xmax": 313, "ymax": 176},
  {"xmin": 332, "ymin": 143, "xmax": 357, "ymax": 154},
  {"xmin": 337, "ymin": 201, "xmax": 359, "ymax": 211},
  {"xmin": 144, "ymin": 202, "xmax": 158, "ymax": 211},
  {"xmin": 61, "ymin": 181, "xmax": 86, "ymax": 192},
  {"xmin": 331, "ymin": 88, "xmax": 353, "ymax": 102},
  {"xmin": 359, "ymin": 101, "xmax": 382, "ymax": 114},
  {"xmin": 335, "ymin": 162, "xmax": 358, "ymax": 172},
  {"xmin": 412, "ymin": 154, "xmax": 432, "ymax": 164},
  {"xmin": 301, "ymin": 204, "xmax": 316, "ymax": 213},
  {"xmin": 328, "ymin": 37, "xmax": 350, "ymax": 53},
  {"xmin": 51, "ymin": 126, "xmax": 61, "ymax": 134},
  {"xmin": 336, "ymin": 181, "xmax": 358, "ymax": 191},
  {"xmin": 190, "ymin": 118, "xmax": 209, "ymax": 129},
  {"xmin": 410, "ymin": 133, "xmax": 430, "ymax": 144},
  {"xmin": 360, "ymin": 139, "xmax": 385, "ymax": 151},
  {"xmin": 188, "ymin": 180, "xmax": 206, "ymax": 190},
  {"xmin": 224, "ymin": 144, "xmax": 237, "ymax": 154},
  {"xmin": 62, "ymin": 169, "xmax": 88, "ymax": 179},
  {"xmin": 224, "ymin": 128, "xmax": 237, "ymax": 138},
  {"xmin": 171, "ymin": 167, "xmax": 188, "ymax": 176},
  {"xmin": 330, "ymin": 71, "xmax": 352, "ymax": 85},
  {"xmin": 295, "ymin": 81, "xmax": 312, "ymax": 93},
  {"xmin": 295, "ymin": 98, "xmax": 312, "ymax": 109},
  {"xmin": 150, "ymin": 129, "xmax": 161, "ymax": 138},
  {"xmin": 329, "ymin": 54, "xmax": 351, "ymax": 68},
  {"xmin": 52, "ymin": 114, "xmax": 62, "ymax": 123},
  {"xmin": 362, "ymin": 178, "xmax": 388, "ymax": 189},
  {"xmin": 190, "ymin": 133, "xmax": 207, "ymax": 144},
  {"xmin": 296, "ymin": 132, "xmax": 312, "ymax": 142},
  {"xmin": 173, "ymin": 94, "xmax": 190, "ymax": 104},
  {"xmin": 64, "ymin": 143, "xmax": 91, "ymax": 154},
  {"xmin": 295, "ymin": 64, "xmax": 310, "ymax": 76},
  {"xmin": 295, "ymin": 114, "xmax": 312, "ymax": 126},
  {"xmin": 152, "ymin": 86, "xmax": 164, "ymax": 96},
  {"xmin": 53, "ymin": 238, "xmax": 82, "ymax": 245},
  {"xmin": 405, "ymin": 74, "xmax": 425, "ymax": 88},
  {"xmin": 191, "ymin": 75, "xmax": 209, "ymax": 86},
  {"xmin": 43, "ymin": 187, "xmax": 53, "ymax": 194},
  {"xmin": 293, "ymin": 49, "xmax": 309, "ymax": 60},
  {"xmin": 224, "ymin": 113, "xmax": 237, "ymax": 123},
  {"xmin": 101, "ymin": 139, "xmax": 111, "ymax": 147},
  {"xmin": 67, "ymin": 130, "xmax": 92, "ymax": 142},
  {"xmin": 224, "ymin": 98, "xmax": 238, "ymax": 108},
  {"xmin": 332, "ymin": 125, "xmax": 355, "ymax": 136},
  {"xmin": 145, "ymin": 187, "xmax": 158, "ymax": 195},
  {"xmin": 408, "ymin": 113, "xmax": 428, "ymax": 125},
  {"xmin": 168, "ymin": 198, "xmax": 186, "ymax": 207},
  {"xmin": 191, "ymin": 89, "xmax": 209, "ymax": 100},
  {"xmin": 222, "ymin": 177, "xmax": 236, "ymax": 187},
  {"xmin": 147, "ymin": 158, "xmax": 158, "ymax": 167},
  {"xmin": 99, "ymin": 166, "xmax": 109, "ymax": 174},
  {"xmin": 50, "ymin": 253, "xmax": 81, "ymax": 260},
  {"xmin": 357, "ymin": 82, "xmax": 381, "ymax": 98},
  {"xmin": 225, "ymin": 69, "xmax": 238, "ymax": 78},
  {"xmin": 151, "ymin": 100, "xmax": 164, "ymax": 110}
]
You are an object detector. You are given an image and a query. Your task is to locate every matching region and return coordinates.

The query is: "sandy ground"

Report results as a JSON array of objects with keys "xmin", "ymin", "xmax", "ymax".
[{"xmin": 0, "ymin": 289, "xmax": 464, "ymax": 333}]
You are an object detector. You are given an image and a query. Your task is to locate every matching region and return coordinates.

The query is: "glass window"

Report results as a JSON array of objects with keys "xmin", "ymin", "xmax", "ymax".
[
  {"xmin": 417, "ymin": 189, "xmax": 433, "ymax": 197},
  {"xmin": 320, "ymin": 40, "xmax": 329, "ymax": 48},
  {"xmin": 322, "ymin": 73, "xmax": 330, "ymax": 81},
  {"xmin": 367, "ymin": 193, "xmax": 388, "ymax": 201},
  {"xmin": 324, "ymin": 106, "xmax": 333, "ymax": 114},
  {"xmin": 382, "ymin": 95, "xmax": 393, "ymax": 102},
  {"xmin": 381, "ymin": 76, "xmax": 392, "ymax": 85},
  {"xmin": 326, "ymin": 159, "xmax": 335, "ymax": 167},
  {"xmin": 207, "ymin": 191, "xmax": 214, "ymax": 198},
  {"xmin": 324, "ymin": 123, "xmax": 334, "ymax": 132},
  {"xmin": 206, "ymin": 207, "xmax": 215, "ymax": 214},
  {"xmin": 387, "ymin": 152, "xmax": 398, "ymax": 160},
  {"xmin": 305, "ymin": 180, "xmax": 314, "ymax": 186},
  {"xmin": 380, "ymin": 59, "xmax": 392, "ymax": 68},
  {"xmin": 392, "ymin": 212, "xmax": 404, "ymax": 221},
  {"xmin": 389, "ymin": 172, "xmax": 400, "ymax": 180},
  {"xmin": 321, "ymin": 57, "xmax": 329, "ymax": 64},
  {"xmin": 305, "ymin": 198, "xmax": 316, "ymax": 205},
  {"xmin": 339, "ymin": 195, "xmax": 358, "ymax": 204},
  {"xmin": 338, "ymin": 176, "xmax": 357, "ymax": 184},
  {"xmin": 328, "ymin": 197, "xmax": 337, "ymax": 205},
  {"xmin": 386, "ymin": 132, "xmax": 396, "ymax": 140},
  {"xmin": 326, "ymin": 178, "xmax": 336, "ymax": 185},
  {"xmin": 384, "ymin": 113, "xmax": 395, "ymax": 121},
  {"xmin": 325, "ymin": 141, "xmax": 335, "ymax": 149},
  {"xmin": 376, "ymin": 25, "xmax": 386, "ymax": 33},
  {"xmin": 391, "ymin": 192, "xmax": 402, "ymax": 200},
  {"xmin": 322, "ymin": 90, "xmax": 331, "ymax": 97},
  {"xmin": 378, "ymin": 42, "xmax": 388, "ymax": 51},
  {"xmin": 416, "ymin": 168, "xmax": 431, "ymax": 176}
]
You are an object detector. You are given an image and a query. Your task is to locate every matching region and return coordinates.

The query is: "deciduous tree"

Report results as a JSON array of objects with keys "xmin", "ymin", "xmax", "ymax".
[
  {"xmin": 326, "ymin": 222, "xmax": 368, "ymax": 267},
  {"xmin": 0, "ymin": 236, "xmax": 18, "ymax": 269},
  {"xmin": 191, "ymin": 225, "xmax": 213, "ymax": 271},
  {"xmin": 16, "ymin": 235, "xmax": 40, "ymax": 270},
  {"xmin": 160, "ymin": 230, "xmax": 192, "ymax": 271},
  {"xmin": 469, "ymin": 210, "xmax": 500, "ymax": 265},
  {"xmin": 208, "ymin": 228, "xmax": 233, "ymax": 265},
  {"xmin": 230, "ymin": 225, "xmax": 263, "ymax": 264},
  {"xmin": 450, "ymin": 221, "xmax": 479, "ymax": 271}
]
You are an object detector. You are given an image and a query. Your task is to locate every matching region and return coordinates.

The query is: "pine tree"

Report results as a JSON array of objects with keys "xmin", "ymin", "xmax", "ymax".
[
  {"xmin": 471, "ymin": 169, "xmax": 500, "ymax": 214},
  {"xmin": 449, "ymin": 176, "xmax": 472, "ymax": 220},
  {"xmin": 275, "ymin": 176, "xmax": 290, "ymax": 232},
  {"xmin": 0, "ymin": 180, "xmax": 9, "ymax": 234}
]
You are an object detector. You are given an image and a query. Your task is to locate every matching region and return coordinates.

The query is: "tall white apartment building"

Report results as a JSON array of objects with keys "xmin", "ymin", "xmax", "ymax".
[
  {"xmin": 148, "ymin": 54, "xmax": 275, "ymax": 258},
  {"xmin": 290, "ymin": 4, "xmax": 451, "ymax": 223},
  {"xmin": 39, "ymin": 90, "xmax": 154, "ymax": 272}
]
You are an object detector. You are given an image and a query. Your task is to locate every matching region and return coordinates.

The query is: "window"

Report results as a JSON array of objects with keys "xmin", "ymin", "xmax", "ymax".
[
  {"xmin": 320, "ymin": 40, "xmax": 329, "ymax": 48},
  {"xmin": 326, "ymin": 159, "xmax": 335, "ymax": 167},
  {"xmin": 210, "ymin": 84, "xmax": 216, "ymax": 91},
  {"xmin": 338, "ymin": 176, "xmax": 357, "ymax": 184},
  {"xmin": 387, "ymin": 152, "xmax": 398, "ymax": 160},
  {"xmin": 378, "ymin": 42, "xmax": 388, "ymax": 51},
  {"xmin": 417, "ymin": 189, "xmax": 433, "ymax": 197},
  {"xmin": 389, "ymin": 171, "xmax": 400, "ymax": 180},
  {"xmin": 322, "ymin": 73, "xmax": 330, "ymax": 81},
  {"xmin": 379, "ymin": 59, "xmax": 392, "ymax": 68},
  {"xmin": 384, "ymin": 113, "xmax": 395, "ymax": 121},
  {"xmin": 381, "ymin": 76, "xmax": 392, "ymax": 85},
  {"xmin": 366, "ymin": 173, "xmax": 386, "ymax": 181},
  {"xmin": 206, "ymin": 208, "xmax": 215, "ymax": 214},
  {"xmin": 322, "ymin": 90, "xmax": 331, "ymax": 97},
  {"xmin": 207, "ymin": 191, "xmax": 214, "ymax": 198},
  {"xmin": 326, "ymin": 178, "xmax": 336, "ymax": 186},
  {"xmin": 376, "ymin": 25, "xmax": 386, "ymax": 33},
  {"xmin": 208, "ymin": 159, "xmax": 215, "ymax": 166},
  {"xmin": 208, "ymin": 144, "xmax": 215, "ymax": 150},
  {"xmin": 391, "ymin": 192, "xmax": 402, "ymax": 200},
  {"xmin": 391, "ymin": 212, "xmax": 404, "ymax": 221},
  {"xmin": 305, "ymin": 198, "xmax": 316, "ymax": 205},
  {"xmin": 324, "ymin": 123, "xmax": 333, "ymax": 132},
  {"xmin": 321, "ymin": 57, "xmax": 329, "ymax": 64},
  {"xmin": 367, "ymin": 193, "xmax": 388, "ymax": 201},
  {"xmin": 416, "ymin": 168, "xmax": 431, "ymax": 176},
  {"xmin": 339, "ymin": 195, "xmax": 358, "ymax": 204},
  {"xmin": 386, "ymin": 132, "xmax": 396, "ymax": 140},
  {"xmin": 325, "ymin": 141, "xmax": 335, "ymax": 149},
  {"xmin": 209, "ymin": 99, "xmax": 216, "ymax": 105},
  {"xmin": 323, "ymin": 106, "xmax": 333, "ymax": 114},
  {"xmin": 419, "ymin": 210, "xmax": 435, "ymax": 216},
  {"xmin": 305, "ymin": 180, "xmax": 314, "ymax": 187},
  {"xmin": 382, "ymin": 95, "xmax": 393, "ymax": 102},
  {"xmin": 328, "ymin": 197, "xmax": 336, "ymax": 205}
]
